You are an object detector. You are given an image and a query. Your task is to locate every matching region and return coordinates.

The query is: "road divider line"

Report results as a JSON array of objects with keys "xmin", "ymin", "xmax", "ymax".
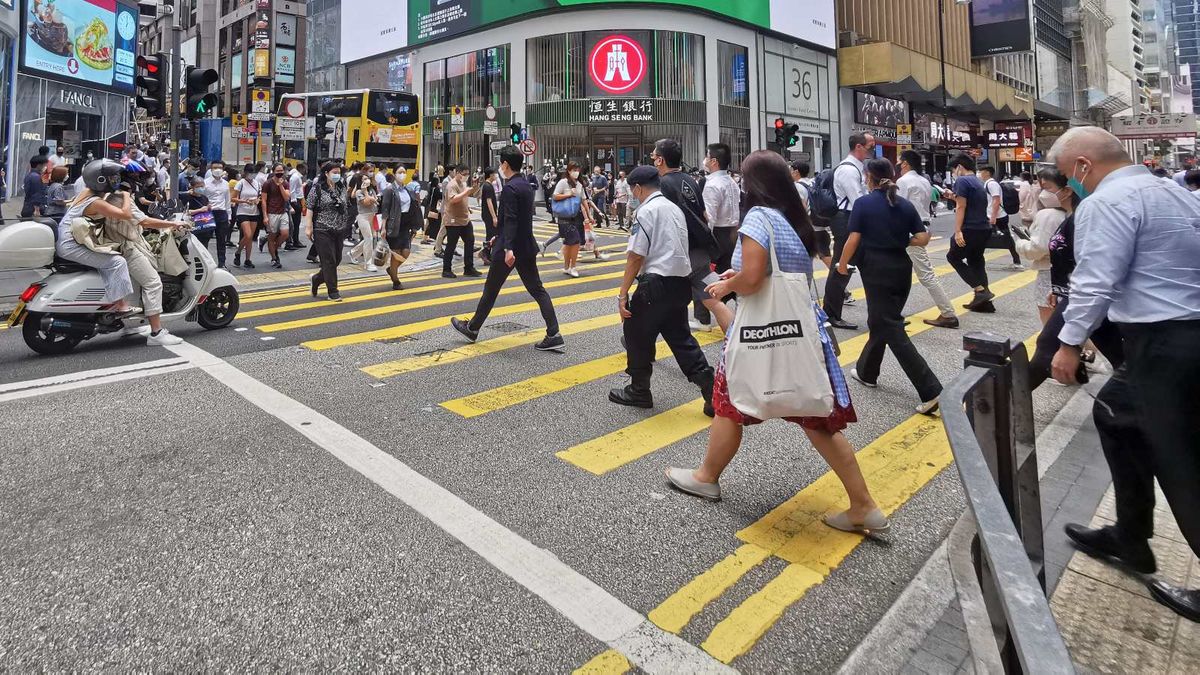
[
  {"xmin": 164, "ymin": 340, "xmax": 732, "ymax": 675},
  {"xmin": 261, "ymin": 270, "xmax": 627, "ymax": 333},
  {"xmin": 242, "ymin": 259, "xmax": 629, "ymax": 319},
  {"xmin": 441, "ymin": 331, "xmax": 726, "ymax": 418},
  {"xmin": 302, "ymin": 285, "xmax": 622, "ymax": 350},
  {"xmin": 241, "ymin": 243, "xmax": 628, "ymax": 303},
  {"xmin": 557, "ymin": 265, "xmax": 1030, "ymax": 476},
  {"xmin": 0, "ymin": 358, "xmax": 195, "ymax": 402}
]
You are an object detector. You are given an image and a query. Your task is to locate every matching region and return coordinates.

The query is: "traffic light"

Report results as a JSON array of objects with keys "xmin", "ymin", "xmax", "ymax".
[
  {"xmin": 773, "ymin": 118, "xmax": 786, "ymax": 148},
  {"xmin": 135, "ymin": 52, "xmax": 167, "ymax": 118},
  {"xmin": 510, "ymin": 122, "xmax": 523, "ymax": 144},
  {"xmin": 783, "ymin": 122, "xmax": 800, "ymax": 148},
  {"xmin": 184, "ymin": 66, "xmax": 219, "ymax": 119},
  {"xmin": 315, "ymin": 112, "xmax": 333, "ymax": 141}
]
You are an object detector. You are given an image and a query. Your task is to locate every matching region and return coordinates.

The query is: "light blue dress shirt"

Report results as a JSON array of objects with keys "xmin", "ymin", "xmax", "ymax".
[{"xmin": 1060, "ymin": 164, "xmax": 1200, "ymax": 346}]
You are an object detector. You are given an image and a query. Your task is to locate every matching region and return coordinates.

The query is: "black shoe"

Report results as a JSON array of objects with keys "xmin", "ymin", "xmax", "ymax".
[
  {"xmin": 1148, "ymin": 581, "xmax": 1200, "ymax": 623},
  {"xmin": 463, "ymin": 268, "xmax": 483, "ymax": 277},
  {"xmin": 234, "ymin": 253, "xmax": 241, "ymax": 267},
  {"xmin": 328, "ymin": 293, "xmax": 342, "ymax": 302},
  {"xmin": 242, "ymin": 260, "xmax": 255, "ymax": 269},
  {"xmin": 442, "ymin": 270, "xmax": 457, "ymax": 279},
  {"xmin": 844, "ymin": 292, "xmax": 856, "ymax": 306},
  {"xmin": 609, "ymin": 385, "xmax": 653, "ymax": 409},
  {"xmin": 972, "ymin": 301, "xmax": 996, "ymax": 313},
  {"xmin": 271, "ymin": 260, "xmax": 282, "ymax": 269},
  {"xmin": 310, "ymin": 274, "xmax": 320, "ymax": 298},
  {"xmin": 965, "ymin": 289, "xmax": 996, "ymax": 310},
  {"xmin": 535, "ymin": 333, "xmax": 566, "ymax": 352},
  {"xmin": 258, "ymin": 238, "xmax": 266, "ymax": 253},
  {"xmin": 433, "ymin": 251, "xmax": 444, "ymax": 259},
  {"xmin": 391, "ymin": 281, "xmax": 403, "ymax": 291},
  {"xmin": 284, "ymin": 243, "xmax": 298, "ymax": 251},
  {"xmin": 923, "ymin": 315, "xmax": 960, "ymax": 329},
  {"xmin": 451, "ymin": 317, "xmax": 478, "ymax": 343},
  {"xmin": 306, "ymin": 256, "xmax": 319, "ymax": 264},
  {"xmin": 827, "ymin": 318, "xmax": 858, "ymax": 330},
  {"xmin": 1064, "ymin": 524, "xmax": 1157, "ymax": 574},
  {"xmin": 225, "ymin": 242, "xmax": 236, "ymax": 248}
]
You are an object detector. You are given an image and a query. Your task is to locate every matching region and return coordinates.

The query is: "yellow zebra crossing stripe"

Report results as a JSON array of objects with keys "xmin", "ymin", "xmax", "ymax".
[
  {"xmin": 576, "ymin": 326, "xmax": 1043, "ymax": 672},
  {"xmin": 556, "ymin": 268, "xmax": 1034, "ymax": 475},
  {"xmin": 441, "ymin": 330, "xmax": 726, "ymax": 418}
]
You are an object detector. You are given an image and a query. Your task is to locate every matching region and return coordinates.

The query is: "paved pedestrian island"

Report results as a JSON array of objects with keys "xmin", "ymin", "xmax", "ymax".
[{"xmin": 1051, "ymin": 487, "xmax": 1199, "ymax": 674}]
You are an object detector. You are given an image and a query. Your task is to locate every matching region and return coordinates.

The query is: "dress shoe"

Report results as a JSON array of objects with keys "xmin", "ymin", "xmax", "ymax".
[
  {"xmin": 609, "ymin": 385, "xmax": 653, "ymax": 409},
  {"xmin": 924, "ymin": 315, "xmax": 960, "ymax": 329},
  {"xmin": 1064, "ymin": 523, "xmax": 1156, "ymax": 574},
  {"xmin": 442, "ymin": 270, "xmax": 457, "ymax": 279},
  {"xmin": 1148, "ymin": 581, "xmax": 1200, "ymax": 623},
  {"xmin": 827, "ymin": 318, "xmax": 858, "ymax": 330},
  {"xmin": 463, "ymin": 268, "xmax": 483, "ymax": 277}
]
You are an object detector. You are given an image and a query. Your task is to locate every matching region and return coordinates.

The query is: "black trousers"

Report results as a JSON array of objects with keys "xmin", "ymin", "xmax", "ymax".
[
  {"xmin": 623, "ymin": 276, "xmax": 713, "ymax": 392},
  {"xmin": 822, "ymin": 211, "xmax": 854, "ymax": 320},
  {"xmin": 212, "ymin": 209, "xmax": 231, "ymax": 266},
  {"xmin": 988, "ymin": 216, "xmax": 1020, "ymax": 264},
  {"xmin": 1097, "ymin": 321, "xmax": 1200, "ymax": 559},
  {"xmin": 714, "ymin": 226, "xmax": 739, "ymax": 275},
  {"xmin": 288, "ymin": 202, "xmax": 302, "ymax": 247},
  {"xmin": 312, "ymin": 228, "xmax": 345, "ymax": 295},
  {"xmin": 948, "ymin": 228, "xmax": 991, "ymax": 291},
  {"xmin": 855, "ymin": 250, "xmax": 943, "ymax": 402},
  {"xmin": 467, "ymin": 245, "xmax": 559, "ymax": 337},
  {"xmin": 1028, "ymin": 295, "xmax": 1124, "ymax": 390},
  {"xmin": 442, "ymin": 226, "xmax": 477, "ymax": 273}
]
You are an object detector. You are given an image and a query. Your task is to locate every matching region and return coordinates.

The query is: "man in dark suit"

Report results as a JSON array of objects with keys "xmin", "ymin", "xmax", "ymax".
[{"xmin": 452, "ymin": 145, "xmax": 566, "ymax": 352}]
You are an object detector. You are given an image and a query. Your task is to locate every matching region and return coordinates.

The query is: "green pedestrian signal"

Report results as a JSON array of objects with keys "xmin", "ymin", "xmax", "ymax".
[{"xmin": 185, "ymin": 67, "xmax": 220, "ymax": 120}]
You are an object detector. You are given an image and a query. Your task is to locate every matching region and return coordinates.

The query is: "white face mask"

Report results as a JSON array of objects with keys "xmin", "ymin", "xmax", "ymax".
[{"xmin": 1039, "ymin": 191, "xmax": 1061, "ymax": 209}]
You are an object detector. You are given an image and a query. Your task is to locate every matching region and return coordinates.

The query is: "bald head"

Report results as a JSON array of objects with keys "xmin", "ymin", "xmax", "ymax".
[{"xmin": 1047, "ymin": 126, "xmax": 1132, "ymax": 195}]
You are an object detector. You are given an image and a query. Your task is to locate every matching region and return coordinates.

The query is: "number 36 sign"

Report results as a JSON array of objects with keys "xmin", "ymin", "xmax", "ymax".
[{"xmin": 765, "ymin": 54, "xmax": 824, "ymax": 120}]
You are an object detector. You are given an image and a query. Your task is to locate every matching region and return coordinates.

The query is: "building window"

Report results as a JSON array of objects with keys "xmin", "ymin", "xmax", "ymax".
[
  {"xmin": 528, "ymin": 33, "xmax": 585, "ymax": 103},
  {"xmin": 653, "ymin": 31, "xmax": 704, "ymax": 100},
  {"xmin": 718, "ymin": 42, "xmax": 750, "ymax": 108},
  {"xmin": 424, "ymin": 45, "xmax": 510, "ymax": 115}
]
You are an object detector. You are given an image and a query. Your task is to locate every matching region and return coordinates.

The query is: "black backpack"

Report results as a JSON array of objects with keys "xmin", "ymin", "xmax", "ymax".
[
  {"xmin": 810, "ymin": 161, "xmax": 859, "ymax": 220},
  {"xmin": 998, "ymin": 180, "xmax": 1020, "ymax": 215}
]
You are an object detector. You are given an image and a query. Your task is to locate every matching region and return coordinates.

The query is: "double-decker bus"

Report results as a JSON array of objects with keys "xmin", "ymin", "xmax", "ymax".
[{"xmin": 277, "ymin": 89, "xmax": 420, "ymax": 171}]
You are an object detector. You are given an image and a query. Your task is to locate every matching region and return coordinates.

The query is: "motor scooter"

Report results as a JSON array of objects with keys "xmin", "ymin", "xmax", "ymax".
[{"xmin": 0, "ymin": 217, "xmax": 240, "ymax": 355}]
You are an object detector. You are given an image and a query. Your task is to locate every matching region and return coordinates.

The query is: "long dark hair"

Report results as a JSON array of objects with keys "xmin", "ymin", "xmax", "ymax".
[
  {"xmin": 565, "ymin": 161, "xmax": 580, "ymax": 189},
  {"xmin": 865, "ymin": 158, "xmax": 899, "ymax": 205},
  {"xmin": 739, "ymin": 150, "xmax": 815, "ymax": 254}
]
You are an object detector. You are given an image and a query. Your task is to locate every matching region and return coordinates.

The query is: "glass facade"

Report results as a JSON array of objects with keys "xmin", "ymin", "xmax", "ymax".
[
  {"xmin": 718, "ymin": 41, "xmax": 750, "ymax": 108},
  {"xmin": 423, "ymin": 46, "xmax": 510, "ymax": 115}
]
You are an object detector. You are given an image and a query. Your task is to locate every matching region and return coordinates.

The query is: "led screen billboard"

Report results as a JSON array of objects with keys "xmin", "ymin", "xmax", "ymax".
[
  {"xmin": 20, "ymin": 0, "xmax": 139, "ymax": 95},
  {"xmin": 968, "ymin": 0, "xmax": 1032, "ymax": 58}
]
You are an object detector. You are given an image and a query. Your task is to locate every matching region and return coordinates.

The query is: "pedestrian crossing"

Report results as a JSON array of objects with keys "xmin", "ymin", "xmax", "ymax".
[{"xmin": 223, "ymin": 238, "xmax": 1044, "ymax": 668}]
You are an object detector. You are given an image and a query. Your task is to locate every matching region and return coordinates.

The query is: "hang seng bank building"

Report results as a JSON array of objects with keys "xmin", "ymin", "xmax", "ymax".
[{"xmin": 325, "ymin": 2, "xmax": 843, "ymax": 173}]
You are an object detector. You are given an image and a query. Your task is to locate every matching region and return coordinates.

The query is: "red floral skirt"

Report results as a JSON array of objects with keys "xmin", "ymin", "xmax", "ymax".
[{"xmin": 712, "ymin": 363, "xmax": 857, "ymax": 434}]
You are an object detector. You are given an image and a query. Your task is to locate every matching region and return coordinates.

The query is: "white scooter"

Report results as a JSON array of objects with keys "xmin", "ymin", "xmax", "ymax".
[{"xmin": 0, "ymin": 218, "xmax": 240, "ymax": 355}]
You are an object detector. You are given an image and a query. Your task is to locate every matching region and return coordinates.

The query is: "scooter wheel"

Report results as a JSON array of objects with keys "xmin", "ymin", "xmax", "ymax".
[
  {"xmin": 22, "ymin": 312, "xmax": 83, "ymax": 355},
  {"xmin": 197, "ymin": 286, "xmax": 240, "ymax": 330}
]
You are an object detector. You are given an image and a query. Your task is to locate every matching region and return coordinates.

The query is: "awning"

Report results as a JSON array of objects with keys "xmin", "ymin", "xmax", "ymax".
[{"xmin": 839, "ymin": 42, "xmax": 1034, "ymax": 120}]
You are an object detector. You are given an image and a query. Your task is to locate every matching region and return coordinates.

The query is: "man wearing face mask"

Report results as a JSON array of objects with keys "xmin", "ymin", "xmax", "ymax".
[
  {"xmin": 945, "ymin": 153, "xmax": 995, "ymax": 312},
  {"xmin": 825, "ymin": 133, "xmax": 876, "ymax": 330},
  {"xmin": 1047, "ymin": 126, "xmax": 1200, "ymax": 623},
  {"xmin": 702, "ymin": 142, "xmax": 741, "ymax": 279},
  {"xmin": 285, "ymin": 163, "xmax": 307, "ymax": 251},
  {"xmin": 204, "ymin": 160, "xmax": 232, "ymax": 268}
]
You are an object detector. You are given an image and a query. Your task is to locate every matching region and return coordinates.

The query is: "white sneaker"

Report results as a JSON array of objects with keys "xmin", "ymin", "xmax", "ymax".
[
  {"xmin": 688, "ymin": 319, "xmax": 713, "ymax": 332},
  {"xmin": 566, "ymin": 267, "xmax": 580, "ymax": 278},
  {"xmin": 366, "ymin": 263, "xmax": 378, "ymax": 272},
  {"xmin": 594, "ymin": 252, "xmax": 610, "ymax": 261},
  {"xmin": 146, "ymin": 329, "xmax": 183, "ymax": 346},
  {"xmin": 122, "ymin": 325, "xmax": 151, "ymax": 337},
  {"xmin": 554, "ymin": 250, "xmax": 563, "ymax": 259}
]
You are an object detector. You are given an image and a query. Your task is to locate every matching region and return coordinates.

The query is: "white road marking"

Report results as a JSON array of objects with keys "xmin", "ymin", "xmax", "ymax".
[
  {"xmin": 0, "ymin": 358, "xmax": 194, "ymax": 402},
  {"xmin": 163, "ymin": 340, "xmax": 732, "ymax": 674}
]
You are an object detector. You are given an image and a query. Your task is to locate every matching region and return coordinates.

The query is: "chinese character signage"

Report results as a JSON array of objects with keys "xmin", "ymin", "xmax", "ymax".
[
  {"xmin": 1111, "ymin": 113, "xmax": 1197, "ymax": 139},
  {"xmin": 587, "ymin": 99, "xmax": 655, "ymax": 123},
  {"xmin": 985, "ymin": 129, "xmax": 1025, "ymax": 148},
  {"xmin": 584, "ymin": 31, "xmax": 651, "ymax": 98}
]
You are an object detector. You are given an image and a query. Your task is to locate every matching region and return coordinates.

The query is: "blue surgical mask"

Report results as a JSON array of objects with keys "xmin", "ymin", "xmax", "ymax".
[
  {"xmin": 330, "ymin": 174, "xmax": 342, "ymax": 183},
  {"xmin": 1069, "ymin": 161, "xmax": 1090, "ymax": 199}
]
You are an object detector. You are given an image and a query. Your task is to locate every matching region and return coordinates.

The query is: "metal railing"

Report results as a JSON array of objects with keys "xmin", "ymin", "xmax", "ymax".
[{"xmin": 941, "ymin": 333, "xmax": 1075, "ymax": 674}]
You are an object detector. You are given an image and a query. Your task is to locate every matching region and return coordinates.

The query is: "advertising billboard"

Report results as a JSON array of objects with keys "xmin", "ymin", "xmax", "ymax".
[
  {"xmin": 20, "ymin": 0, "xmax": 139, "ymax": 95},
  {"xmin": 341, "ymin": 0, "xmax": 835, "ymax": 64},
  {"xmin": 968, "ymin": 0, "xmax": 1031, "ymax": 58},
  {"xmin": 854, "ymin": 92, "xmax": 908, "ymax": 128}
]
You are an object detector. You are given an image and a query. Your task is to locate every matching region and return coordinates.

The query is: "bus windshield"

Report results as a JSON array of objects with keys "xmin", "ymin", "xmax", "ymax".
[{"xmin": 368, "ymin": 92, "xmax": 418, "ymax": 126}]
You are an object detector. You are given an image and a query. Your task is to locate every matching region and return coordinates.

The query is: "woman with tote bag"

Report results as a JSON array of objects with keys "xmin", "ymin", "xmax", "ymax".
[{"xmin": 665, "ymin": 150, "xmax": 888, "ymax": 534}]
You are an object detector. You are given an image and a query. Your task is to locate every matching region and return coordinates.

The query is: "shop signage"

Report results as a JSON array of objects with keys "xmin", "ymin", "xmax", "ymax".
[
  {"xmin": 59, "ymin": 89, "xmax": 95, "ymax": 109},
  {"xmin": 275, "ymin": 13, "xmax": 297, "ymax": 47},
  {"xmin": 929, "ymin": 120, "xmax": 977, "ymax": 148},
  {"xmin": 998, "ymin": 147, "xmax": 1033, "ymax": 162},
  {"xmin": 985, "ymin": 129, "xmax": 1025, "ymax": 148},
  {"xmin": 586, "ymin": 32, "xmax": 650, "ymax": 97},
  {"xmin": 254, "ymin": 49, "xmax": 270, "ymax": 79},
  {"xmin": 853, "ymin": 124, "xmax": 896, "ymax": 143},
  {"xmin": 1111, "ymin": 113, "xmax": 1197, "ymax": 139},
  {"xmin": 587, "ymin": 98, "xmax": 655, "ymax": 123},
  {"xmin": 275, "ymin": 47, "xmax": 296, "ymax": 84}
]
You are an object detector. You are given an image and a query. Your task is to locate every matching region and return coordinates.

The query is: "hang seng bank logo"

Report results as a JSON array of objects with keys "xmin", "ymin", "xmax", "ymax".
[
  {"xmin": 589, "ymin": 35, "xmax": 648, "ymax": 95},
  {"xmin": 740, "ymin": 320, "xmax": 804, "ymax": 344}
]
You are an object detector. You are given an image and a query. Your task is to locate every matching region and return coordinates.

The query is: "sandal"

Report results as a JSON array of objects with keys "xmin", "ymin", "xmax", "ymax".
[{"xmin": 824, "ymin": 508, "xmax": 890, "ymax": 534}]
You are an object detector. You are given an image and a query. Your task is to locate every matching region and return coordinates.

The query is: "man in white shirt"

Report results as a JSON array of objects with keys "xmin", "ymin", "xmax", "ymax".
[
  {"xmin": 203, "ymin": 160, "xmax": 232, "ymax": 268},
  {"xmin": 980, "ymin": 166, "xmax": 1021, "ymax": 268},
  {"xmin": 611, "ymin": 165, "xmax": 715, "ymax": 415},
  {"xmin": 824, "ymin": 132, "xmax": 873, "ymax": 330},
  {"xmin": 702, "ymin": 142, "xmax": 741, "ymax": 275},
  {"xmin": 790, "ymin": 160, "xmax": 830, "ymax": 270},
  {"xmin": 898, "ymin": 150, "xmax": 957, "ymax": 328}
]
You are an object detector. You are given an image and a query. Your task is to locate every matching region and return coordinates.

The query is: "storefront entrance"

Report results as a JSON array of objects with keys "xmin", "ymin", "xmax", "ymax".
[
  {"xmin": 591, "ymin": 130, "xmax": 647, "ymax": 174},
  {"xmin": 45, "ymin": 108, "xmax": 103, "ymax": 179}
]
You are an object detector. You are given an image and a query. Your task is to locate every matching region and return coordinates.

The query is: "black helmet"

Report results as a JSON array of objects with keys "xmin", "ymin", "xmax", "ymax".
[{"xmin": 81, "ymin": 159, "xmax": 125, "ymax": 194}]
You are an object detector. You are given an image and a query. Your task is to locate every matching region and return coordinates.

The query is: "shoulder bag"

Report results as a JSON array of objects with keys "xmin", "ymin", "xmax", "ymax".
[{"xmin": 724, "ymin": 222, "xmax": 834, "ymax": 419}]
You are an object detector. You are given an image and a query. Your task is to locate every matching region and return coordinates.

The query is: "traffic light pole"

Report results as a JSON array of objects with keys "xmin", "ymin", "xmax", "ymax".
[{"xmin": 168, "ymin": 1, "xmax": 182, "ymax": 201}]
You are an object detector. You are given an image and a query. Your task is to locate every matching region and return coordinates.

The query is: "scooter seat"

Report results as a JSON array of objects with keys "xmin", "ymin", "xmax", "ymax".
[{"xmin": 52, "ymin": 256, "xmax": 93, "ymax": 274}]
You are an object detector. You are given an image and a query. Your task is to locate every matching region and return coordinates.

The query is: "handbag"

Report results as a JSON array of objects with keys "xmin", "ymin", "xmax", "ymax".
[
  {"xmin": 551, "ymin": 195, "xmax": 581, "ymax": 218},
  {"xmin": 371, "ymin": 237, "xmax": 390, "ymax": 267},
  {"xmin": 724, "ymin": 225, "xmax": 834, "ymax": 419}
]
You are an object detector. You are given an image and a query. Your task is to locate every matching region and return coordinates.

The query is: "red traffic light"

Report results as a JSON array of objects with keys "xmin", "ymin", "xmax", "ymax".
[
  {"xmin": 136, "ymin": 55, "xmax": 160, "ymax": 74},
  {"xmin": 774, "ymin": 117, "xmax": 785, "ymax": 129}
]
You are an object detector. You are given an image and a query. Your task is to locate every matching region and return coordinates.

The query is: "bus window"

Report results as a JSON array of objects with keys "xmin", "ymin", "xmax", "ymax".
[
  {"xmin": 317, "ymin": 94, "xmax": 364, "ymax": 118},
  {"xmin": 367, "ymin": 92, "xmax": 419, "ymax": 126}
]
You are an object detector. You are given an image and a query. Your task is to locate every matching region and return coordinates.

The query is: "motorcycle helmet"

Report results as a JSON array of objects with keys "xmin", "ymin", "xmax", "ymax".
[{"xmin": 81, "ymin": 159, "xmax": 125, "ymax": 194}]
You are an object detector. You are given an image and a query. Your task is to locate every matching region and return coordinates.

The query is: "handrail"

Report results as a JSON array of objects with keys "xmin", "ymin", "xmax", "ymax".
[{"xmin": 941, "ymin": 333, "xmax": 1075, "ymax": 674}]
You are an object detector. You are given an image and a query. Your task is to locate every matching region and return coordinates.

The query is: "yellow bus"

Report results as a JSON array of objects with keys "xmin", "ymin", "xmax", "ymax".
[{"xmin": 277, "ymin": 88, "xmax": 421, "ymax": 171}]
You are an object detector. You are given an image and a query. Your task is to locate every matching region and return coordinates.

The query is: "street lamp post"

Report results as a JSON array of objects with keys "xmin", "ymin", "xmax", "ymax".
[{"xmin": 937, "ymin": 0, "xmax": 972, "ymax": 172}]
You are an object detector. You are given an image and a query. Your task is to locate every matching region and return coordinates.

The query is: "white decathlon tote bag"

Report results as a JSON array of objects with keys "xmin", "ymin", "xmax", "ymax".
[{"xmin": 725, "ymin": 222, "xmax": 834, "ymax": 419}]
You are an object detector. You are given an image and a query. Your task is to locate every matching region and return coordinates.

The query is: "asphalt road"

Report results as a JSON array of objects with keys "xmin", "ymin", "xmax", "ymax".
[{"xmin": 0, "ymin": 212, "xmax": 1080, "ymax": 671}]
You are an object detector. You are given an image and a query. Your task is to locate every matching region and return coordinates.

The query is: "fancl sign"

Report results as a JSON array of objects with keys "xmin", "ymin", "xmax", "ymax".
[{"xmin": 60, "ymin": 90, "xmax": 96, "ymax": 109}]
